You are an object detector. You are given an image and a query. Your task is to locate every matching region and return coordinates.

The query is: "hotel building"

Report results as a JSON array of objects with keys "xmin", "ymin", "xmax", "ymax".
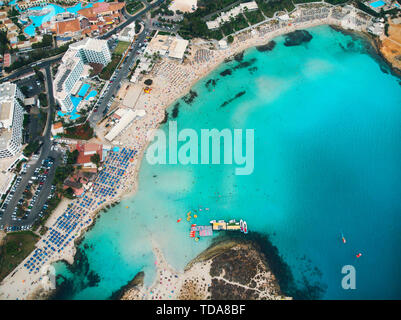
[
  {"xmin": 0, "ymin": 82, "xmax": 25, "ymax": 158},
  {"xmin": 54, "ymin": 38, "xmax": 111, "ymax": 112}
]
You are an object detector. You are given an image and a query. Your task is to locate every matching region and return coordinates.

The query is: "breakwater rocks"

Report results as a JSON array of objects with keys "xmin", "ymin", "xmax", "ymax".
[
  {"xmin": 182, "ymin": 90, "xmax": 198, "ymax": 104},
  {"xmin": 284, "ymin": 30, "xmax": 312, "ymax": 46},
  {"xmin": 256, "ymin": 41, "xmax": 277, "ymax": 52},
  {"xmin": 172, "ymin": 102, "xmax": 180, "ymax": 118},
  {"xmin": 221, "ymin": 91, "xmax": 246, "ymax": 108}
]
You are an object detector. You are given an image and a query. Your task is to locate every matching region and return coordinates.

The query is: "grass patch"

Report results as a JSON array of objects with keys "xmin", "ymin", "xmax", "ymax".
[
  {"xmin": 0, "ymin": 231, "xmax": 39, "ymax": 281},
  {"xmin": 100, "ymin": 54, "xmax": 121, "ymax": 80},
  {"xmin": 114, "ymin": 41, "xmax": 130, "ymax": 56}
]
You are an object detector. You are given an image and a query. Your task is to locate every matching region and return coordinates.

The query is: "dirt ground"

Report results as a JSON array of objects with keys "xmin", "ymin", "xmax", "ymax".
[
  {"xmin": 380, "ymin": 21, "xmax": 401, "ymax": 71},
  {"xmin": 169, "ymin": 0, "xmax": 197, "ymax": 13}
]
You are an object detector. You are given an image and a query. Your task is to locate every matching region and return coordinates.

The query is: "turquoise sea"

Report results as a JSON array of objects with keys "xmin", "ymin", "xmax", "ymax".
[{"xmin": 54, "ymin": 26, "xmax": 401, "ymax": 300}]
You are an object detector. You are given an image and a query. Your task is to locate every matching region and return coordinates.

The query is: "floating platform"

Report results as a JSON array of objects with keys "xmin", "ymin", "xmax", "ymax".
[
  {"xmin": 189, "ymin": 219, "xmax": 248, "ymax": 239},
  {"xmin": 210, "ymin": 219, "xmax": 243, "ymax": 231},
  {"xmin": 191, "ymin": 225, "xmax": 213, "ymax": 237}
]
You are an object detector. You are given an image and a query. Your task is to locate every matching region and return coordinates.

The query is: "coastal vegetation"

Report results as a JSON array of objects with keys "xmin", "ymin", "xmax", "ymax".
[
  {"xmin": 0, "ymin": 231, "xmax": 39, "ymax": 282},
  {"xmin": 244, "ymin": 9, "xmax": 265, "ymax": 25},
  {"xmin": 61, "ymin": 122, "xmax": 94, "ymax": 140},
  {"xmin": 125, "ymin": 0, "xmax": 145, "ymax": 15},
  {"xmin": 256, "ymin": 0, "xmax": 295, "ymax": 18},
  {"xmin": 100, "ymin": 54, "xmax": 121, "ymax": 80},
  {"xmin": 177, "ymin": 0, "xmax": 299, "ymax": 39}
]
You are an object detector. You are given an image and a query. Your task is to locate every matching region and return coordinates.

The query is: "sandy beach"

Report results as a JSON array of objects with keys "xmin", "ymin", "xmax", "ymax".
[{"xmin": 0, "ymin": 3, "xmax": 376, "ymax": 300}]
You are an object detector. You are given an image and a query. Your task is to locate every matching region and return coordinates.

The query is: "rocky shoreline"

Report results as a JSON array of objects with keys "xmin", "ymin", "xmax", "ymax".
[{"xmin": 119, "ymin": 234, "xmax": 294, "ymax": 300}]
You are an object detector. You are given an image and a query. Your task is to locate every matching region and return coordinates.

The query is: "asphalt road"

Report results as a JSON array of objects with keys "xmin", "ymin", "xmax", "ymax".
[
  {"xmin": 0, "ymin": 66, "xmax": 61, "ymax": 228},
  {"xmin": 100, "ymin": 0, "xmax": 165, "ymax": 39},
  {"xmin": 1, "ymin": 0, "xmax": 165, "ymax": 83},
  {"xmin": 89, "ymin": 28, "xmax": 148, "ymax": 125},
  {"xmin": 1, "ymin": 56, "xmax": 62, "ymax": 83},
  {"xmin": 0, "ymin": 1, "xmax": 166, "ymax": 227}
]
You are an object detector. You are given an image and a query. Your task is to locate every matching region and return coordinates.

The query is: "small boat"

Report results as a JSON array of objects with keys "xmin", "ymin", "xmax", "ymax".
[
  {"xmin": 341, "ymin": 233, "xmax": 346, "ymax": 244},
  {"xmin": 177, "ymin": 218, "xmax": 182, "ymax": 223},
  {"xmin": 356, "ymin": 253, "xmax": 362, "ymax": 258},
  {"xmin": 243, "ymin": 221, "xmax": 248, "ymax": 234},
  {"xmin": 240, "ymin": 219, "xmax": 244, "ymax": 232}
]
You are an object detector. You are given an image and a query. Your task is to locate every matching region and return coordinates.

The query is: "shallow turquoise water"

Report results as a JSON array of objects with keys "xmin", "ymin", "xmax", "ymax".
[{"xmin": 54, "ymin": 26, "xmax": 401, "ymax": 299}]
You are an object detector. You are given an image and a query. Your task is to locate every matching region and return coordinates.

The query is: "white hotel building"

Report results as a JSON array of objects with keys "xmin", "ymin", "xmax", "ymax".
[
  {"xmin": 0, "ymin": 82, "xmax": 25, "ymax": 159},
  {"xmin": 54, "ymin": 38, "xmax": 111, "ymax": 113}
]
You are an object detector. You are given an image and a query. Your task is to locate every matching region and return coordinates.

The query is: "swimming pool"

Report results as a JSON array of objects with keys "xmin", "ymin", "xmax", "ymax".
[
  {"xmin": 57, "ymin": 96, "xmax": 81, "ymax": 120},
  {"xmin": 20, "ymin": 0, "xmax": 105, "ymax": 37},
  {"xmin": 85, "ymin": 90, "xmax": 98, "ymax": 101},
  {"xmin": 370, "ymin": 0, "xmax": 386, "ymax": 8},
  {"xmin": 78, "ymin": 84, "xmax": 90, "ymax": 97},
  {"xmin": 71, "ymin": 96, "xmax": 82, "ymax": 108}
]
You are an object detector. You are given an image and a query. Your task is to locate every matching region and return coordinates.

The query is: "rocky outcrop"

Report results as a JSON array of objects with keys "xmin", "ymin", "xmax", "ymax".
[
  {"xmin": 121, "ymin": 237, "xmax": 291, "ymax": 300},
  {"xmin": 256, "ymin": 41, "xmax": 277, "ymax": 52},
  {"xmin": 183, "ymin": 239, "xmax": 290, "ymax": 300},
  {"xmin": 378, "ymin": 21, "xmax": 401, "ymax": 74},
  {"xmin": 284, "ymin": 30, "xmax": 313, "ymax": 46},
  {"xmin": 113, "ymin": 271, "xmax": 145, "ymax": 300}
]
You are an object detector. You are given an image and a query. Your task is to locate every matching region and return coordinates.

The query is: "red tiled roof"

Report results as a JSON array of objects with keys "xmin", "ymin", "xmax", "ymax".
[
  {"xmin": 74, "ymin": 143, "xmax": 103, "ymax": 165},
  {"xmin": 53, "ymin": 122, "xmax": 63, "ymax": 129},
  {"xmin": 4, "ymin": 53, "xmax": 11, "ymax": 67},
  {"xmin": 78, "ymin": 2, "xmax": 124, "ymax": 19},
  {"xmin": 56, "ymin": 19, "xmax": 81, "ymax": 35}
]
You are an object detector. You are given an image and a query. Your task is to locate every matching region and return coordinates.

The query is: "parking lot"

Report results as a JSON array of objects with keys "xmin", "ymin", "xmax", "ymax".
[
  {"xmin": 16, "ymin": 75, "xmax": 43, "ymax": 98},
  {"xmin": 0, "ymin": 153, "xmax": 61, "ymax": 232}
]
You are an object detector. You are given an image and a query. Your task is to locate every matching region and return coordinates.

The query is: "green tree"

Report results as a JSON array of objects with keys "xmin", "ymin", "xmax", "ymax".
[
  {"xmin": 67, "ymin": 149, "xmax": 79, "ymax": 165},
  {"xmin": 90, "ymin": 153, "xmax": 101, "ymax": 167},
  {"xmin": 63, "ymin": 187, "xmax": 75, "ymax": 199}
]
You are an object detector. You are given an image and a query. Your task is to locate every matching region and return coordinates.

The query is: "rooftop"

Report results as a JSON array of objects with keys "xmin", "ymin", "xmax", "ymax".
[
  {"xmin": 56, "ymin": 18, "xmax": 81, "ymax": 35},
  {"xmin": 70, "ymin": 37, "xmax": 108, "ymax": 52}
]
